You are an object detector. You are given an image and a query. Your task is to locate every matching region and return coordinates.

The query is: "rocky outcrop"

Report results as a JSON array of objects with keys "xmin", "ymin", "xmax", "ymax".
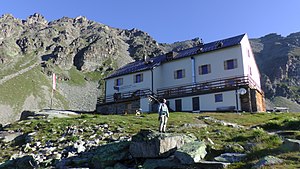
[
  {"xmin": 281, "ymin": 138, "xmax": 300, "ymax": 151},
  {"xmin": 252, "ymin": 156, "xmax": 283, "ymax": 169},
  {"xmin": 129, "ymin": 129, "xmax": 185, "ymax": 158},
  {"xmin": 214, "ymin": 153, "xmax": 246, "ymax": 163},
  {"xmin": 174, "ymin": 141, "xmax": 207, "ymax": 164},
  {"xmin": 251, "ymin": 33, "xmax": 300, "ymax": 105}
]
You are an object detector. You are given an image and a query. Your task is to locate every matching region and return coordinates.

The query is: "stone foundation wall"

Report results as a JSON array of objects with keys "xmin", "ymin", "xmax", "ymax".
[{"xmin": 96, "ymin": 100, "xmax": 140, "ymax": 115}]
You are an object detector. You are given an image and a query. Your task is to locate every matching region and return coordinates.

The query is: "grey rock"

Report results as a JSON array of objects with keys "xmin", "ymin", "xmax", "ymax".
[
  {"xmin": 252, "ymin": 155, "xmax": 283, "ymax": 169},
  {"xmin": 73, "ymin": 140, "xmax": 86, "ymax": 153},
  {"xmin": 113, "ymin": 162, "xmax": 128, "ymax": 169},
  {"xmin": 0, "ymin": 155, "xmax": 38, "ymax": 169},
  {"xmin": 174, "ymin": 141, "xmax": 207, "ymax": 164},
  {"xmin": 281, "ymin": 138, "xmax": 300, "ymax": 151},
  {"xmin": 0, "ymin": 131, "xmax": 23, "ymax": 143},
  {"xmin": 142, "ymin": 155, "xmax": 184, "ymax": 169},
  {"xmin": 224, "ymin": 143, "xmax": 244, "ymax": 153},
  {"xmin": 90, "ymin": 141, "xmax": 131, "ymax": 169},
  {"xmin": 214, "ymin": 153, "xmax": 246, "ymax": 163},
  {"xmin": 129, "ymin": 129, "xmax": 185, "ymax": 158},
  {"xmin": 192, "ymin": 161, "xmax": 230, "ymax": 169}
]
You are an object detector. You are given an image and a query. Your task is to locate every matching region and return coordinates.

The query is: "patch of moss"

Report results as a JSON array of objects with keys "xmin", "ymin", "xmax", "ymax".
[{"xmin": 66, "ymin": 66, "xmax": 86, "ymax": 86}]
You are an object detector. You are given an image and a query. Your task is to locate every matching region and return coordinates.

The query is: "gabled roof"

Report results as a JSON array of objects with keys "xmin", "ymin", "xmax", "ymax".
[{"xmin": 106, "ymin": 34, "xmax": 246, "ymax": 79}]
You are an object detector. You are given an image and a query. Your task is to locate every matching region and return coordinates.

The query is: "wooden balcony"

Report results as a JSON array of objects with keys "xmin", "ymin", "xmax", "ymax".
[
  {"xmin": 97, "ymin": 88, "xmax": 152, "ymax": 105},
  {"xmin": 156, "ymin": 75, "xmax": 261, "ymax": 99}
]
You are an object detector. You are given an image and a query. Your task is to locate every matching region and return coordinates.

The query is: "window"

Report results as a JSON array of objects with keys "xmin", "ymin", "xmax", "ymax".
[
  {"xmin": 134, "ymin": 73, "xmax": 143, "ymax": 83},
  {"xmin": 248, "ymin": 49, "xmax": 251, "ymax": 58},
  {"xmin": 224, "ymin": 59, "xmax": 238, "ymax": 70},
  {"xmin": 199, "ymin": 64, "xmax": 211, "ymax": 75},
  {"xmin": 174, "ymin": 69, "xmax": 185, "ymax": 79},
  {"xmin": 215, "ymin": 94, "xmax": 223, "ymax": 102},
  {"xmin": 114, "ymin": 78, "xmax": 123, "ymax": 86},
  {"xmin": 249, "ymin": 66, "xmax": 252, "ymax": 76}
]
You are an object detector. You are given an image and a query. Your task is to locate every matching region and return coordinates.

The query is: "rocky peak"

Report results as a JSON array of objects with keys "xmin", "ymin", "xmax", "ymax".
[
  {"xmin": 24, "ymin": 13, "xmax": 48, "ymax": 26},
  {"xmin": 74, "ymin": 16, "xmax": 88, "ymax": 24},
  {"xmin": 260, "ymin": 33, "xmax": 284, "ymax": 42},
  {"xmin": 0, "ymin": 14, "xmax": 24, "ymax": 38},
  {"xmin": 251, "ymin": 33, "xmax": 300, "ymax": 103}
]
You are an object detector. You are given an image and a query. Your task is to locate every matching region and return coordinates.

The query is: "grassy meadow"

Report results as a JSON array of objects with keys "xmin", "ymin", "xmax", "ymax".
[{"xmin": 1, "ymin": 111, "xmax": 300, "ymax": 168}]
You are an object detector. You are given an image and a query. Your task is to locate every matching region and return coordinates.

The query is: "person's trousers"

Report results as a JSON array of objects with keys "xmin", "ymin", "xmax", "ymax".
[{"xmin": 159, "ymin": 115, "xmax": 168, "ymax": 132}]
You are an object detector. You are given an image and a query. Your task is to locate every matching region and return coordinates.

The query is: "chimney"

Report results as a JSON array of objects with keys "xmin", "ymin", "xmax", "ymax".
[{"xmin": 165, "ymin": 51, "xmax": 177, "ymax": 61}]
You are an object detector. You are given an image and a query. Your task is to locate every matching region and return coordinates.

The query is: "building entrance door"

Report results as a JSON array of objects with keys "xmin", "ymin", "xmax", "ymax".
[
  {"xmin": 175, "ymin": 99, "xmax": 182, "ymax": 112},
  {"xmin": 192, "ymin": 97, "xmax": 200, "ymax": 111}
]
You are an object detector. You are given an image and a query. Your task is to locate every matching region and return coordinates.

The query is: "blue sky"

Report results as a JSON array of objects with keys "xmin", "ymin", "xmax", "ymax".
[{"xmin": 1, "ymin": 0, "xmax": 300, "ymax": 43}]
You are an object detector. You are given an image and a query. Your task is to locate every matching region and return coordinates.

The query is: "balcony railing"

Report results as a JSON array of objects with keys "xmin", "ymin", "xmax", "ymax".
[
  {"xmin": 98, "ymin": 88, "xmax": 152, "ymax": 104},
  {"xmin": 156, "ymin": 75, "xmax": 261, "ymax": 99},
  {"xmin": 97, "ymin": 75, "xmax": 263, "ymax": 105}
]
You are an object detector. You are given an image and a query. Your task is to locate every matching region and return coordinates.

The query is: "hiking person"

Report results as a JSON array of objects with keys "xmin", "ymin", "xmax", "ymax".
[{"xmin": 158, "ymin": 98, "xmax": 169, "ymax": 133}]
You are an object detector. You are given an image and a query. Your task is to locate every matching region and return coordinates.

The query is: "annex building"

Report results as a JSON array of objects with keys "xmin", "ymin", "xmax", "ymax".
[{"xmin": 96, "ymin": 34, "xmax": 266, "ymax": 114}]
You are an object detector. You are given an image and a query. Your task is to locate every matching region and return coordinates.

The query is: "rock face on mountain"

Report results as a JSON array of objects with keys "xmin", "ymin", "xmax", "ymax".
[{"xmin": 250, "ymin": 33, "xmax": 300, "ymax": 105}]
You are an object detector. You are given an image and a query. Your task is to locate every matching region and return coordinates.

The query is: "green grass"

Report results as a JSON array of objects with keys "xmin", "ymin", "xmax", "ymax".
[
  {"xmin": 2, "ymin": 112, "xmax": 300, "ymax": 168},
  {"xmin": 0, "ymin": 52, "xmax": 37, "ymax": 78},
  {"xmin": 272, "ymin": 96, "xmax": 300, "ymax": 112},
  {"xmin": 66, "ymin": 66, "xmax": 86, "ymax": 86},
  {"xmin": 0, "ymin": 66, "xmax": 69, "ymax": 115}
]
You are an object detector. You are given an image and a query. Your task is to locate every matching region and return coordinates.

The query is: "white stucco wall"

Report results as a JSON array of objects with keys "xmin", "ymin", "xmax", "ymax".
[
  {"xmin": 157, "ymin": 58, "xmax": 194, "ymax": 89},
  {"xmin": 140, "ymin": 97, "xmax": 151, "ymax": 112},
  {"xmin": 106, "ymin": 70, "xmax": 153, "ymax": 96},
  {"xmin": 153, "ymin": 45, "xmax": 246, "ymax": 91},
  {"xmin": 194, "ymin": 46, "xmax": 245, "ymax": 82},
  {"xmin": 240, "ymin": 34, "xmax": 261, "ymax": 88},
  {"xmin": 165, "ymin": 90, "xmax": 240, "ymax": 112}
]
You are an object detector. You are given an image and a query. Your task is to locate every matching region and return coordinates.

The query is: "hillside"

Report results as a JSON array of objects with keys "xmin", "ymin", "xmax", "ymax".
[
  {"xmin": 1, "ymin": 112, "xmax": 300, "ymax": 168},
  {"xmin": 0, "ymin": 13, "xmax": 299, "ymax": 124},
  {"xmin": 250, "ymin": 33, "xmax": 300, "ymax": 110}
]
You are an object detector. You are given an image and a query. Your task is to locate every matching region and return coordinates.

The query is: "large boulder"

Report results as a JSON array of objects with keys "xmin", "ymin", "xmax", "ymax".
[
  {"xmin": 142, "ymin": 155, "xmax": 184, "ymax": 169},
  {"xmin": 129, "ymin": 129, "xmax": 185, "ymax": 158},
  {"xmin": 0, "ymin": 155, "xmax": 38, "ymax": 169},
  {"xmin": 0, "ymin": 131, "xmax": 23, "ymax": 143},
  {"xmin": 252, "ymin": 156, "xmax": 283, "ymax": 169},
  {"xmin": 214, "ymin": 153, "xmax": 246, "ymax": 163},
  {"xmin": 281, "ymin": 138, "xmax": 300, "ymax": 151},
  {"xmin": 190, "ymin": 161, "xmax": 230, "ymax": 169},
  {"xmin": 174, "ymin": 141, "xmax": 207, "ymax": 164},
  {"xmin": 90, "ymin": 141, "xmax": 131, "ymax": 169}
]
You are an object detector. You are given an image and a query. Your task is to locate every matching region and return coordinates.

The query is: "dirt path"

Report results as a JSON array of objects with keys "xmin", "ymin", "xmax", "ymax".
[{"xmin": 0, "ymin": 63, "xmax": 39, "ymax": 85}]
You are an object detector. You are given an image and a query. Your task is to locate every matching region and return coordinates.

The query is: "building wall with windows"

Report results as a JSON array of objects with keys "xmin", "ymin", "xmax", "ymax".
[
  {"xmin": 153, "ymin": 45, "xmax": 246, "ymax": 90},
  {"xmin": 105, "ymin": 70, "xmax": 152, "ymax": 96},
  {"xmin": 166, "ymin": 90, "xmax": 239, "ymax": 112},
  {"xmin": 99, "ymin": 34, "xmax": 265, "ymax": 113},
  {"xmin": 194, "ymin": 46, "xmax": 244, "ymax": 82},
  {"xmin": 156, "ymin": 57, "xmax": 193, "ymax": 89}
]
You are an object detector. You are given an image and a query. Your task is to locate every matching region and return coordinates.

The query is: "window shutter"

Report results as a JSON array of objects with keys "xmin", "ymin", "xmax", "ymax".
[
  {"xmin": 208, "ymin": 64, "xmax": 211, "ymax": 73},
  {"xmin": 199, "ymin": 66, "xmax": 202, "ymax": 75},
  {"xmin": 141, "ymin": 74, "xmax": 143, "ymax": 82},
  {"xmin": 182, "ymin": 69, "xmax": 185, "ymax": 78},
  {"xmin": 234, "ymin": 59, "xmax": 238, "ymax": 68},
  {"xmin": 174, "ymin": 71, "xmax": 177, "ymax": 79},
  {"xmin": 224, "ymin": 61, "xmax": 227, "ymax": 70}
]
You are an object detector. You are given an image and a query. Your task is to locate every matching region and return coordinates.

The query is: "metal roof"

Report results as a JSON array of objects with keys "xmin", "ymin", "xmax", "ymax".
[{"xmin": 106, "ymin": 34, "xmax": 246, "ymax": 79}]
